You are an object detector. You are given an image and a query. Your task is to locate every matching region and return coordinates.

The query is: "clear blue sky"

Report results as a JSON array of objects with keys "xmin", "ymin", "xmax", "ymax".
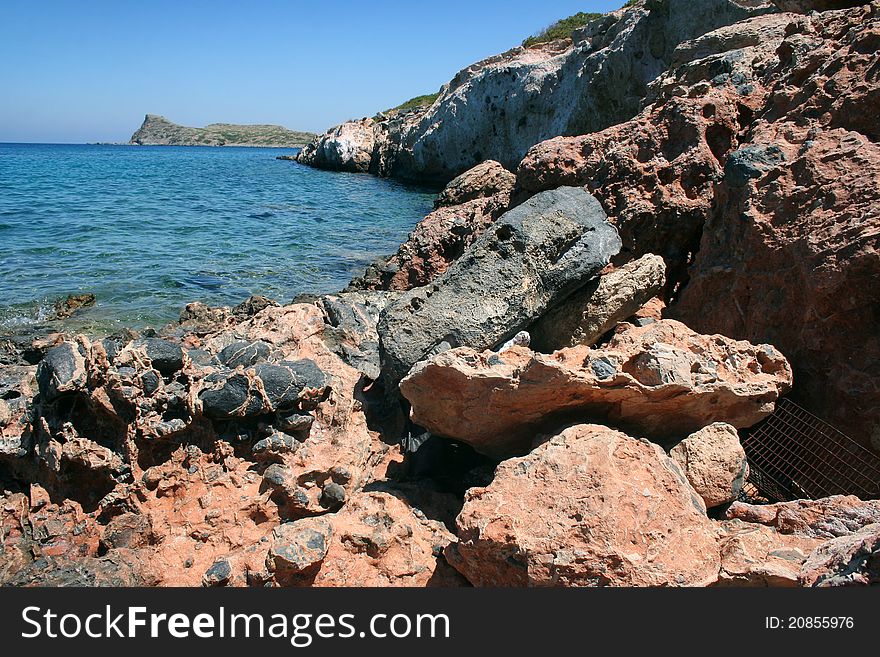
[{"xmin": 0, "ymin": 0, "xmax": 623, "ymax": 143}]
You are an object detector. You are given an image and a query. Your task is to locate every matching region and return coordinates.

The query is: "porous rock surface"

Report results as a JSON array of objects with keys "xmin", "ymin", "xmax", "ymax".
[
  {"xmin": 669, "ymin": 422, "xmax": 749, "ymax": 509},
  {"xmin": 446, "ymin": 423, "xmax": 721, "ymax": 586},
  {"xmin": 401, "ymin": 319, "xmax": 792, "ymax": 458},
  {"xmin": 517, "ymin": 4, "xmax": 880, "ymax": 449}
]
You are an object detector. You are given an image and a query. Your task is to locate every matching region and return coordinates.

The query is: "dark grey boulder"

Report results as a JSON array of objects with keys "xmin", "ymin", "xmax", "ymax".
[
  {"xmin": 318, "ymin": 290, "xmax": 398, "ymax": 380},
  {"xmin": 199, "ymin": 372, "xmax": 263, "ymax": 418},
  {"xmin": 133, "ymin": 338, "xmax": 184, "ymax": 376},
  {"xmin": 378, "ymin": 186, "xmax": 621, "ymax": 386},
  {"xmin": 199, "ymin": 359, "xmax": 327, "ymax": 419},
  {"xmin": 36, "ymin": 342, "xmax": 88, "ymax": 402},
  {"xmin": 217, "ymin": 340, "xmax": 271, "ymax": 368}
]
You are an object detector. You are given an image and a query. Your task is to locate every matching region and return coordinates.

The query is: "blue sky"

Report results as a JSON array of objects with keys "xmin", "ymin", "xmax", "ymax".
[{"xmin": 0, "ymin": 0, "xmax": 623, "ymax": 142}]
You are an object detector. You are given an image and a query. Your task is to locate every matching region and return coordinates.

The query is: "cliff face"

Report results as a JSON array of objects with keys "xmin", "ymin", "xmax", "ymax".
[
  {"xmin": 297, "ymin": 0, "xmax": 774, "ymax": 182},
  {"xmin": 129, "ymin": 114, "xmax": 315, "ymax": 147}
]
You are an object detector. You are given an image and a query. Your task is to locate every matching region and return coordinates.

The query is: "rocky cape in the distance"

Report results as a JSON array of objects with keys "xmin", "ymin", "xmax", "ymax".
[
  {"xmin": 129, "ymin": 114, "xmax": 315, "ymax": 147},
  {"xmin": 1, "ymin": 0, "xmax": 879, "ymax": 588}
]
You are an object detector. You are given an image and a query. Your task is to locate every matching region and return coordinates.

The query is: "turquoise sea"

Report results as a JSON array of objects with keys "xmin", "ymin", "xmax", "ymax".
[{"xmin": 0, "ymin": 143, "xmax": 436, "ymax": 336}]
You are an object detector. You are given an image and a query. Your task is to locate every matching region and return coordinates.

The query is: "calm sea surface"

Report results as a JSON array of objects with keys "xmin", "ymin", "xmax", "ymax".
[{"xmin": 0, "ymin": 143, "xmax": 436, "ymax": 336}]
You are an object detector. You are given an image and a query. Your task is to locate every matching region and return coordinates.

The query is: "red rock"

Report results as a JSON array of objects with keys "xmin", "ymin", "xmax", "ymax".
[
  {"xmin": 447, "ymin": 423, "xmax": 720, "ymax": 586},
  {"xmin": 799, "ymin": 523, "xmax": 880, "ymax": 586},
  {"xmin": 725, "ymin": 495, "xmax": 880, "ymax": 538},
  {"xmin": 350, "ymin": 193, "xmax": 510, "ymax": 291},
  {"xmin": 401, "ymin": 319, "xmax": 792, "ymax": 458},
  {"xmin": 716, "ymin": 520, "xmax": 823, "ymax": 586},
  {"xmin": 670, "ymin": 422, "xmax": 749, "ymax": 509},
  {"xmin": 515, "ymin": 5, "xmax": 880, "ymax": 451},
  {"xmin": 308, "ymin": 492, "xmax": 465, "ymax": 587}
]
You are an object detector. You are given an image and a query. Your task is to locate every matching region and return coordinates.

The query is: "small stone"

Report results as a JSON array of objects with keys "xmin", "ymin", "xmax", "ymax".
[
  {"xmin": 320, "ymin": 482, "xmax": 346, "ymax": 509},
  {"xmin": 202, "ymin": 559, "xmax": 232, "ymax": 587},
  {"xmin": 276, "ymin": 410, "xmax": 314, "ymax": 434},
  {"xmin": 252, "ymin": 432, "xmax": 299, "ymax": 461},
  {"xmin": 133, "ymin": 338, "xmax": 184, "ymax": 376},
  {"xmin": 267, "ymin": 519, "xmax": 332, "ymax": 579}
]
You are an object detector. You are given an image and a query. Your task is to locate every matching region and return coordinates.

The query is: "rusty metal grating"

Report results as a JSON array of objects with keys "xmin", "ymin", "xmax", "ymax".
[{"xmin": 741, "ymin": 398, "xmax": 880, "ymax": 502}]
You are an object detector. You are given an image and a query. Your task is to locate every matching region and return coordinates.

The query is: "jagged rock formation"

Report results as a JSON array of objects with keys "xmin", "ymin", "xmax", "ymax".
[
  {"xmin": 400, "ymin": 319, "xmax": 792, "ymax": 458},
  {"xmin": 348, "ymin": 192, "xmax": 512, "ymax": 291},
  {"xmin": 434, "ymin": 160, "xmax": 516, "ymax": 207},
  {"xmin": 298, "ymin": 0, "xmax": 774, "ymax": 182},
  {"xmin": 2, "ymin": 0, "xmax": 879, "ymax": 590},
  {"xmin": 446, "ymin": 423, "xmax": 722, "ymax": 586},
  {"xmin": 129, "ymin": 114, "xmax": 315, "ymax": 147},
  {"xmin": 378, "ymin": 187, "xmax": 621, "ymax": 388},
  {"xmin": 529, "ymin": 253, "xmax": 667, "ymax": 351}
]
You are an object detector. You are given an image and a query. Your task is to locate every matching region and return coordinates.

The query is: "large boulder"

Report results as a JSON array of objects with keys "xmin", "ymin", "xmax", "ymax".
[
  {"xmin": 378, "ymin": 186, "xmax": 621, "ymax": 387},
  {"xmin": 401, "ymin": 319, "xmax": 792, "ymax": 458},
  {"xmin": 446, "ymin": 423, "xmax": 720, "ymax": 586},
  {"xmin": 434, "ymin": 160, "xmax": 516, "ymax": 207},
  {"xmin": 530, "ymin": 253, "xmax": 667, "ymax": 351},
  {"xmin": 669, "ymin": 422, "xmax": 748, "ymax": 509},
  {"xmin": 349, "ymin": 193, "xmax": 511, "ymax": 291},
  {"xmin": 296, "ymin": 118, "xmax": 376, "ymax": 173}
]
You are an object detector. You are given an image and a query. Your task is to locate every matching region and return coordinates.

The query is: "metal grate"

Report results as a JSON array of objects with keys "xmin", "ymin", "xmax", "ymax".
[{"xmin": 741, "ymin": 398, "xmax": 880, "ymax": 502}]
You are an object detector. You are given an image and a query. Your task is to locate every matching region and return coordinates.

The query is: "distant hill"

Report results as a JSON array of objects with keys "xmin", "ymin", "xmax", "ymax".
[{"xmin": 129, "ymin": 114, "xmax": 315, "ymax": 147}]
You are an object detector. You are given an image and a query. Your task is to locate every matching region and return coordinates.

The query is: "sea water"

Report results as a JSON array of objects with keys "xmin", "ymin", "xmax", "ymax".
[{"xmin": 0, "ymin": 143, "xmax": 436, "ymax": 336}]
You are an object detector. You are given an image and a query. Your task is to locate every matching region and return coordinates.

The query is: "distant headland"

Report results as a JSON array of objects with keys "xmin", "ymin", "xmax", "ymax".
[{"xmin": 129, "ymin": 114, "xmax": 315, "ymax": 147}]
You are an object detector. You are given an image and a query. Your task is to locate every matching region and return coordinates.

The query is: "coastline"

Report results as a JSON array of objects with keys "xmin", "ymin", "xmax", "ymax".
[{"xmin": 1, "ymin": 0, "xmax": 879, "ymax": 590}]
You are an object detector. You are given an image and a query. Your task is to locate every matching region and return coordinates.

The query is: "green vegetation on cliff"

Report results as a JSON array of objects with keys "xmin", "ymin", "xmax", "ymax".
[
  {"xmin": 522, "ymin": 2, "xmax": 642, "ymax": 48},
  {"xmin": 522, "ymin": 11, "xmax": 603, "ymax": 47},
  {"xmin": 129, "ymin": 114, "xmax": 315, "ymax": 147},
  {"xmin": 387, "ymin": 92, "xmax": 441, "ymax": 114}
]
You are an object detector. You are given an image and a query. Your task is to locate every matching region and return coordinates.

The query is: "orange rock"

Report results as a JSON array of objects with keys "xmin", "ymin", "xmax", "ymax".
[
  {"xmin": 401, "ymin": 319, "xmax": 792, "ymax": 458},
  {"xmin": 447, "ymin": 423, "xmax": 720, "ymax": 586}
]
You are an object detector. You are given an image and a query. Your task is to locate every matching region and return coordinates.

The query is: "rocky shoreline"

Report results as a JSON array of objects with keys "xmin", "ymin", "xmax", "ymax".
[{"xmin": 1, "ymin": 0, "xmax": 879, "ymax": 587}]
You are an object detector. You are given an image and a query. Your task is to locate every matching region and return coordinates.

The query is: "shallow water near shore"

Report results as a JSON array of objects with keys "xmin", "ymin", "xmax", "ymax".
[{"xmin": 0, "ymin": 143, "xmax": 437, "ymax": 337}]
